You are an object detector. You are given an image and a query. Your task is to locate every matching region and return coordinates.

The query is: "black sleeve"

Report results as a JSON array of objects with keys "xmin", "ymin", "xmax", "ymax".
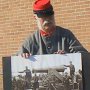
[
  {"xmin": 17, "ymin": 31, "xmax": 39, "ymax": 55},
  {"xmin": 17, "ymin": 35, "xmax": 33, "ymax": 55},
  {"xmin": 67, "ymin": 31, "xmax": 88, "ymax": 53}
]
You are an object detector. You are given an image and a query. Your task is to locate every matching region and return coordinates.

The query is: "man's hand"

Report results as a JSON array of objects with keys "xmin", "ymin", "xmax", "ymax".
[
  {"xmin": 21, "ymin": 53, "xmax": 32, "ymax": 58},
  {"xmin": 54, "ymin": 50, "xmax": 65, "ymax": 54}
]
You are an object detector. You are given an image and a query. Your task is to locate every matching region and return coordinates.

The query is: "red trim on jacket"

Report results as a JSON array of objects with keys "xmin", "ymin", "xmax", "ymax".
[{"xmin": 40, "ymin": 29, "xmax": 55, "ymax": 37}]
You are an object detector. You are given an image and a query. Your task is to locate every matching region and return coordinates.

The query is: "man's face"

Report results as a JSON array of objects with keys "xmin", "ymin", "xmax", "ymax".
[
  {"xmin": 70, "ymin": 61, "xmax": 72, "ymax": 65},
  {"xmin": 34, "ymin": 14, "xmax": 56, "ymax": 32}
]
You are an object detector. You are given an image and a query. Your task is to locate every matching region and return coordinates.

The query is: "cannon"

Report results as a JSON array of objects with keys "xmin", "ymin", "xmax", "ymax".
[{"xmin": 32, "ymin": 66, "xmax": 66, "ymax": 73}]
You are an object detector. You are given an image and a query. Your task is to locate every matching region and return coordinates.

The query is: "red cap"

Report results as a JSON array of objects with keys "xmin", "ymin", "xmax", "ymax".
[{"xmin": 33, "ymin": 0, "xmax": 51, "ymax": 11}]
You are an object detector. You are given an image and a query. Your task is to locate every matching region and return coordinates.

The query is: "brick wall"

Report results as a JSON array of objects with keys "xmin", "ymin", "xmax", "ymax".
[{"xmin": 0, "ymin": 0, "xmax": 90, "ymax": 89}]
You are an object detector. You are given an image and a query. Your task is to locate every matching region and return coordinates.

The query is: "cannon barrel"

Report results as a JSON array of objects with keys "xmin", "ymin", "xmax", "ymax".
[{"xmin": 32, "ymin": 66, "xmax": 66, "ymax": 73}]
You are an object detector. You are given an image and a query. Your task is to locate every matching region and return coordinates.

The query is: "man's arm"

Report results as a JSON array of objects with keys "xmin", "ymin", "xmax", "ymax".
[
  {"xmin": 17, "ymin": 35, "xmax": 33, "ymax": 58},
  {"xmin": 68, "ymin": 30, "xmax": 88, "ymax": 53},
  {"xmin": 64, "ymin": 65, "xmax": 70, "ymax": 67}
]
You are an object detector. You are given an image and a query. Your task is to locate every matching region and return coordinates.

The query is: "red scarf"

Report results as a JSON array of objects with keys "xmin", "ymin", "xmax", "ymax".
[{"xmin": 40, "ymin": 29, "xmax": 55, "ymax": 37}]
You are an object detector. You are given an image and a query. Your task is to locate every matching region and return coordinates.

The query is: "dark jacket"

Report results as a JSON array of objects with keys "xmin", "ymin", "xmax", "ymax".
[{"xmin": 18, "ymin": 26, "xmax": 87, "ymax": 55}]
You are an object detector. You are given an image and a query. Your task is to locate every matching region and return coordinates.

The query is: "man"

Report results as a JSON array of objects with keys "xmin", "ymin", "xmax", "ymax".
[
  {"xmin": 76, "ymin": 69, "xmax": 83, "ymax": 90},
  {"xmin": 64, "ymin": 61, "xmax": 76, "ymax": 90},
  {"xmin": 19, "ymin": 66, "xmax": 32, "ymax": 81},
  {"xmin": 33, "ymin": 73, "xmax": 39, "ymax": 90},
  {"xmin": 19, "ymin": 66, "xmax": 32, "ymax": 89},
  {"xmin": 63, "ymin": 72, "xmax": 71, "ymax": 90},
  {"xmin": 64, "ymin": 61, "xmax": 75, "ymax": 78},
  {"xmin": 18, "ymin": 0, "xmax": 87, "ymax": 58}
]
